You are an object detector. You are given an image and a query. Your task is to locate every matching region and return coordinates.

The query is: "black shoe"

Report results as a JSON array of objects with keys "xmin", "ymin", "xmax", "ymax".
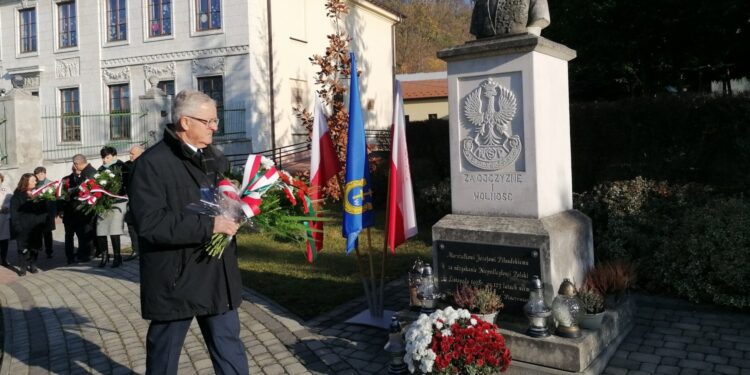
[
  {"xmin": 1, "ymin": 261, "xmax": 10, "ymax": 267},
  {"xmin": 124, "ymin": 254, "xmax": 138, "ymax": 262},
  {"xmin": 78, "ymin": 257, "xmax": 91, "ymax": 263},
  {"xmin": 111, "ymin": 257, "xmax": 122, "ymax": 268},
  {"xmin": 18, "ymin": 272, "xmax": 26, "ymax": 277},
  {"xmin": 29, "ymin": 267, "xmax": 39, "ymax": 274}
]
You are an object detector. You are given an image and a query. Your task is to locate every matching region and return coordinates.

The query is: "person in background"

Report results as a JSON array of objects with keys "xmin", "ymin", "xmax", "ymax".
[
  {"xmin": 61, "ymin": 155, "xmax": 97, "ymax": 264},
  {"xmin": 95, "ymin": 146, "xmax": 128, "ymax": 268},
  {"xmin": 0, "ymin": 173, "xmax": 12, "ymax": 267},
  {"xmin": 124, "ymin": 145, "xmax": 144, "ymax": 261},
  {"xmin": 10, "ymin": 173, "xmax": 47, "ymax": 276},
  {"xmin": 34, "ymin": 166, "xmax": 56, "ymax": 258}
]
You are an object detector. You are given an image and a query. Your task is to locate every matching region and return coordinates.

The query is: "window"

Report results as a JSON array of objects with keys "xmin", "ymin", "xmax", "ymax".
[
  {"xmin": 61, "ymin": 88, "xmax": 80, "ymax": 142},
  {"xmin": 196, "ymin": 0, "xmax": 221, "ymax": 31},
  {"xmin": 428, "ymin": 113, "xmax": 438, "ymax": 120},
  {"xmin": 58, "ymin": 1, "xmax": 77, "ymax": 48},
  {"xmin": 19, "ymin": 8, "xmax": 37, "ymax": 53},
  {"xmin": 148, "ymin": 0, "xmax": 172, "ymax": 37},
  {"xmin": 109, "ymin": 84, "xmax": 131, "ymax": 140},
  {"xmin": 157, "ymin": 80, "xmax": 175, "ymax": 96},
  {"xmin": 197, "ymin": 76, "xmax": 223, "ymax": 132},
  {"xmin": 107, "ymin": 0, "xmax": 127, "ymax": 42}
]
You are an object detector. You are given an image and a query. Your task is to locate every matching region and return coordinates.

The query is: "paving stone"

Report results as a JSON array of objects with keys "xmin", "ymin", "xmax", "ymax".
[
  {"xmin": 628, "ymin": 352, "xmax": 661, "ymax": 364},
  {"xmin": 715, "ymin": 365, "xmax": 741, "ymax": 375},
  {"xmin": 655, "ymin": 365, "xmax": 680, "ymax": 375},
  {"xmin": 602, "ymin": 367, "xmax": 628, "ymax": 375},
  {"xmin": 655, "ymin": 348, "xmax": 687, "ymax": 359},
  {"xmin": 679, "ymin": 358, "xmax": 715, "ymax": 371}
]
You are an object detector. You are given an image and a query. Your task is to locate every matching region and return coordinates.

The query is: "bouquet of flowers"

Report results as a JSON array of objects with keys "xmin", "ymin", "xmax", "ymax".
[
  {"xmin": 404, "ymin": 307, "xmax": 512, "ymax": 375},
  {"xmin": 188, "ymin": 154, "xmax": 322, "ymax": 258},
  {"xmin": 31, "ymin": 180, "xmax": 62, "ymax": 202},
  {"xmin": 76, "ymin": 169, "xmax": 127, "ymax": 215}
]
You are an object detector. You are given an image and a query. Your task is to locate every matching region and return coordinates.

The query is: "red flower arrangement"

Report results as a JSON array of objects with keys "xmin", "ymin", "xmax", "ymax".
[{"xmin": 404, "ymin": 307, "xmax": 511, "ymax": 374}]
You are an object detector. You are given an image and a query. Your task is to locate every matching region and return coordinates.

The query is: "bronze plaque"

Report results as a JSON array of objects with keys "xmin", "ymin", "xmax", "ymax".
[{"xmin": 435, "ymin": 240, "xmax": 541, "ymax": 315}]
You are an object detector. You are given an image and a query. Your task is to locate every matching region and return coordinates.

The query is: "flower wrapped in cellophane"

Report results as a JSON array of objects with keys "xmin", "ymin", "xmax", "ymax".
[
  {"xmin": 76, "ymin": 169, "xmax": 127, "ymax": 215},
  {"xmin": 31, "ymin": 180, "xmax": 64, "ymax": 202},
  {"xmin": 187, "ymin": 154, "xmax": 324, "ymax": 259},
  {"xmin": 404, "ymin": 307, "xmax": 512, "ymax": 374}
]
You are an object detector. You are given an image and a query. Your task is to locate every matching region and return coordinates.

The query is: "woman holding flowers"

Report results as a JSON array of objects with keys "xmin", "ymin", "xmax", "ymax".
[
  {"xmin": 10, "ymin": 173, "xmax": 47, "ymax": 276},
  {"xmin": 95, "ymin": 146, "xmax": 128, "ymax": 268},
  {"xmin": 129, "ymin": 90, "xmax": 246, "ymax": 375}
]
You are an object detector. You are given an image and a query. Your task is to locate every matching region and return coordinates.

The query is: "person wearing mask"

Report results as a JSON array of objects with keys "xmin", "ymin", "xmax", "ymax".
[
  {"xmin": 10, "ymin": 173, "xmax": 47, "ymax": 276},
  {"xmin": 95, "ymin": 146, "xmax": 128, "ymax": 268},
  {"xmin": 34, "ymin": 166, "xmax": 56, "ymax": 258},
  {"xmin": 124, "ymin": 145, "xmax": 144, "ymax": 261},
  {"xmin": 0, "ymin": 173, "xmax": 12, "ymax": 267},
  {"xmin": 130, "ymin": 90, "xmax": 247, "ymax": 374},
  {"xmin": 61, "ymin": 155, "xmax": 97, "ymax": 264}
]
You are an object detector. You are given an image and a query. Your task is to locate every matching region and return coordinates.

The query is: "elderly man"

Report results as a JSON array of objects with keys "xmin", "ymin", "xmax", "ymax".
[
  {"xmin": 61, "ymin": 155, "xmax": 97, "ymax": 264},
  {"xmin": 129, "ymin": 90, "xmax": 247, "ymax": 375}
]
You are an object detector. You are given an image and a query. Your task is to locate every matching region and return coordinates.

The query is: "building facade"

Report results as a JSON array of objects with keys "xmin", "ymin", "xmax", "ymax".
[{"xmin": 0, "ymin": 0, "xmax": 398, "ymax": 181}]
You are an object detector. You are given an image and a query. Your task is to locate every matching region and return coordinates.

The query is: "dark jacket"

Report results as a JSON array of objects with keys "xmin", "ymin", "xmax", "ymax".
[
  {"xmin": 129, "ymin": 128, "xmax": 241, "ymax": 321},
  {"xmin": 98, "ymin": 160, "xmax": 128, "ymax": 195},
  {"xmin": 61, "ymin": 164, "xmax": 97, "ymax": 224},
  {"xmin": 10, "ymin": 192, "xmax": 47, "ymax": 249},
  {"xmin": 34, "ymin": 178, "xmax": 57, "ymax": 232}
]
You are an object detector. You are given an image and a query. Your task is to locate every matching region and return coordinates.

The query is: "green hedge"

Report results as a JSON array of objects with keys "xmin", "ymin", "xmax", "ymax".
[
  {"xmin": 571, "ymin": 95, "xmax": 750, "ymax": 192},
  {"xmin": 575, "ymin": 178, "xmax": 750, "ymax": 309}
]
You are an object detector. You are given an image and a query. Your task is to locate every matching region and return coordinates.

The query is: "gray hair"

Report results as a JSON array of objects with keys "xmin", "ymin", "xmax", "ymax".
[
  {"xmin": 72, "ymin": 154, "xmax": 87, "ymax": 163},
  {"xmin": 171, "ymin": 90, "xmax": 216, "ymax": 127}
]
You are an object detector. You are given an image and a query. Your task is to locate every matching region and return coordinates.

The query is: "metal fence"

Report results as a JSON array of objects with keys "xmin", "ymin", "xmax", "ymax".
[
  {"xmin": 42, "ymin": 107, "xmax": 247, "ymax": 161},
  {"xmin": 42, "ymin": 108, "xmax": 157, "ymax": 161},
  {"xmin": 215, "ymin": 108, "xmax": 246, "ymax": 140},
  {"xmin": 0, "ymin": 114, "xmax": 6, "ymax": 166}
]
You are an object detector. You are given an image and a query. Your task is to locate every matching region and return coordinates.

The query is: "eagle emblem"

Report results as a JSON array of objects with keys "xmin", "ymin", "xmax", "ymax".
[{"xmin": 462, "ymin": 78, "xmax": 522, "ymax": 171}]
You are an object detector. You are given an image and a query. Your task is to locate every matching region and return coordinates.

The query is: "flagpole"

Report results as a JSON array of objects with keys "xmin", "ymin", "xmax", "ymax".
[
  {"xmin": 378, "ymin": 123, "xmax": 396, "ymax": 317},
  {"xmin": 365, "ymin": 227, "xmax": 381, "ymax": 317}
]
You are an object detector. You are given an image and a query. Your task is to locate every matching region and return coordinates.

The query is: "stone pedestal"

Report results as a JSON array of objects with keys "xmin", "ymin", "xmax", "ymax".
[
  {"xmin": 433, "ymin": 212, "xmax": 593, "ymax": 312},
  {"xmin": 138, "ymin": 86, "xmax": 171, "ymax": 143},
  {"xmin": 0, "ymin": 89, "xmax": 43, "ymax": 184}
]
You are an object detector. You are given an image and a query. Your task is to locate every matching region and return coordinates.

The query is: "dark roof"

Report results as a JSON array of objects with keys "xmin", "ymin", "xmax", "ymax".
[
  {"xmin": 363, "ymin": 0, "xmax": 405, "ymax": 19},
  {"xmin": 402, "ymin": 79, "xmax": 448, "ymax": 100}
]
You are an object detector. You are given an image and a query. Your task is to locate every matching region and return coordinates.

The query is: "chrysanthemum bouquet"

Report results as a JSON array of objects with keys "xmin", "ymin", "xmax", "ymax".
[
  {"xmin": 76, "ymin": 169, "xmax": 127, "ymax": 215},
  {"xmin": 31, "ymin": 180, "xmax": 61, "ymax": 202},
  {"xmin": 404, "ymin": 307, "xmax": 512, "ymax": 375},
  {"xmin": 188, "ymin": 154, "xmax": 322, "ymax": 258}
]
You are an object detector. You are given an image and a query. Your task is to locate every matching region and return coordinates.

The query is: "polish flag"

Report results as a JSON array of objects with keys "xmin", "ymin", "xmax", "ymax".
[
  {"xmin": 308, "ymin": 98, "xmax": 341, "ymax": 262},
  {"xmin": 386, "ymin": 81, "xmax": 418, "ymax": 253}
]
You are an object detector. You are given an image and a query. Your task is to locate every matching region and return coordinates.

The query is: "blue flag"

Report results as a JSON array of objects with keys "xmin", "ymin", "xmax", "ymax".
[{"xmin": 342, "ymin": 53, "xmax": 375, "ymax": 253}]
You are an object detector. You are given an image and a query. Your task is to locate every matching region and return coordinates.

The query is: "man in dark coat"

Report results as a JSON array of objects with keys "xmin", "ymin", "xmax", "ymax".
[
  {"xmin": 60, "ymin": 154, "xmax": 97, "ymax": 264},
  {"xmin": 129, "ymin": 90, "xmax": 247, "ymax": 375}
]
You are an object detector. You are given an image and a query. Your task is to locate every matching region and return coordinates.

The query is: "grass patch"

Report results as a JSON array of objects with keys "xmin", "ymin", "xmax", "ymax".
[{"xmin": 235, "ymin": 210, "xmax": 432, "ymax": 320}]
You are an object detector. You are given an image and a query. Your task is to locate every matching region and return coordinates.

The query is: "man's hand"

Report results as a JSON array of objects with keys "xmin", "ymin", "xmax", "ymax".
[{"xmin": 213, "ymin": 216, "xmax": 240, "ymax": 236}]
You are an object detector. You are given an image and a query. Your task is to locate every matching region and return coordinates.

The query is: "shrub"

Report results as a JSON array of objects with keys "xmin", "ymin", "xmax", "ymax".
[
  {"xmin": 652, "ymin": 197, "xmax": 750, "ymax": 308},
  {"xmin": 453, "ymin": 284, "xmax": 504, "ymax": 314},
  {"xmin": 583, "ymin": 261, "xmax": 638, "ymax": 296},
  {"xmin": 576, "ymin": 177, "xmax": 750, "ymax": 309},
  {"xmin": 578, "ymin": 287, "xmax": 605, "ymax": 314}
]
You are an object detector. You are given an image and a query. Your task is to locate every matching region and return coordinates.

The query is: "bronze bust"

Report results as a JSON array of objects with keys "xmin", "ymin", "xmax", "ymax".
[{"xmin": 470, "ymin": 0, "xmax": 550, "ymax": 39}]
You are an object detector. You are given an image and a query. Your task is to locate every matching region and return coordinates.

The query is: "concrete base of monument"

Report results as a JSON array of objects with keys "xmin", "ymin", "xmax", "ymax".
[
  {"xmin": 500, "ymin": 296, "xmax": 636, "ymax": 374},
  {"xmin": 432, "ymin": 211, "xmax": 594, "ymax": 313}
]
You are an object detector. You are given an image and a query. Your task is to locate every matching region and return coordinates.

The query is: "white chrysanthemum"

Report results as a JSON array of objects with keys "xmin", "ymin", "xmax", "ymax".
[
  {"xmin": 100, "ymin": 180, "xmax": 108, "ymax": 186},
  {"xmin": 107, "ymin": 170, "xmax": 114, "ymax": 176},
  {"xmin": 45, "ymin": 188, "xmax": 53, "ymax": 194},
  {"xmin": 260, "ymin": 156, "xmax": 275, "ymax": 169},
  {"xmin": 94, "ymin": 173, "xmax": 100, "ymax": 178},
  {"xmin": 470, "ymin": 318, "xmax": 478, "ymax": 326}
]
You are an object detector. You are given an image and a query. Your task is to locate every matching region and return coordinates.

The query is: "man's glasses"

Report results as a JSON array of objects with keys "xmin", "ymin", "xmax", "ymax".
[{"xmin": 185, "ymin": 115, "xmax": 220, "ymax": 128}]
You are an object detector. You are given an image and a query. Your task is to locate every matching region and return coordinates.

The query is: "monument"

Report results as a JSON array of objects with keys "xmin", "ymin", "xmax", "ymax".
[{"xmin": 432, "ymin": 3, "xmax": 634, "ymax": 373}]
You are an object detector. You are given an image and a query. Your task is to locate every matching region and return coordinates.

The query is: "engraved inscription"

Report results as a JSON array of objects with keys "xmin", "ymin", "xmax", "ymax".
[{"xmin": 436, "ymin": 241, "xmax": 540, "ymax": 314}]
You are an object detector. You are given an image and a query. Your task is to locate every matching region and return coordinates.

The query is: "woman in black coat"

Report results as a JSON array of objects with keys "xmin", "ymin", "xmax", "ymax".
[{"xmin": 10, "ymin": 173, "xmax": 47, "ymax": 276}]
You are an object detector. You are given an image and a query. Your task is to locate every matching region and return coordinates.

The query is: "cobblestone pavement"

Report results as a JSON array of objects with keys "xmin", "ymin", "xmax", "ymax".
[{"xmin": 0, "ymin": 234, "xmax": 748, "ymax": 374}]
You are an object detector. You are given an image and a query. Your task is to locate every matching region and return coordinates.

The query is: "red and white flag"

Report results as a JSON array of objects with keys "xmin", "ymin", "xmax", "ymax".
[
  {"xmin": 308, "ymin": 98, "xmax": 341, "ymax": 262},
  {"xmin": 386, "ymin": 81, "xmax": 418, "ymax": 253}
]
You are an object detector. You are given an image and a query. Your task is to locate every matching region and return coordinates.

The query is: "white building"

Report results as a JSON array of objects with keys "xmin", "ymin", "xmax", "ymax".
[{"xmin": 0, "ymin": 0, "xmax": 399, "ymax": 180}]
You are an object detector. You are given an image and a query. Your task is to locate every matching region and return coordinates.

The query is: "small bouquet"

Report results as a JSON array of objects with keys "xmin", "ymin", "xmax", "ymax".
[
  {"xmin": 404, "ymin": 307, "xmax": 511, "ymax": 375},
  {"xmin": 76, "ymin": 169, "xmax": 127, "ymax": 215},
  {"xmin": 31, "ymin": 180, "xmax": 62, "ymax": 202},
  {"xmin": 187, "ymin": 154, "xmax": 321, "ymax": 258}
]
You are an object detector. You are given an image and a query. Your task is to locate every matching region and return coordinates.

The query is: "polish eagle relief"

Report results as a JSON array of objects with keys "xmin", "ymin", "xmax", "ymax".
[{"xmin": 462, "ymin": 78, "xmax": 522, "ymax": 171}]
